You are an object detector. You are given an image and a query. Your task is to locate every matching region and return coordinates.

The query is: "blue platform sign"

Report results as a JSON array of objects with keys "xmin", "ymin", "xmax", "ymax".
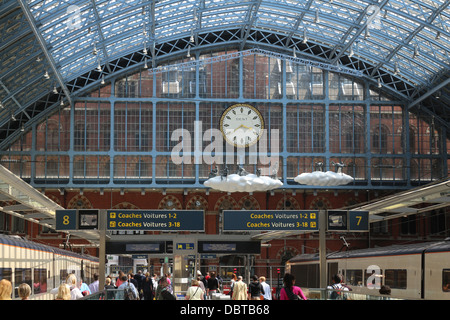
[
  {"xmin": 223, "ymin": 210, "xmax": 319, "ymax": 231},
  {"xmin": 349, "ymin": 210, "xmax": 369, "ymax": 231},
  {"xmin": 55, "ymin": 210, "xmax": 77, "ymax": 230},
  {"xmin": 107, "ymin": 210, "xmax": 204, "ymax": 231}
]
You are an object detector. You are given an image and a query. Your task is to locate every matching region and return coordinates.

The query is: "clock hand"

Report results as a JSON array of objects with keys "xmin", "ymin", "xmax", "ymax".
[{"xmin": 233, "ymin": 124, "xmax": 252, "ymax": 132}]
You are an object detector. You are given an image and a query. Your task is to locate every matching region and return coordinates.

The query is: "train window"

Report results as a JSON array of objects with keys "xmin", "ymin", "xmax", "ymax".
[
  {"xmin": 0, "ymin": 268, "xmax": 12, "ymax": 281},
  {"xmin": 442, "ymin": 269, "xmax": 450, "ymax": 292},
  {"xmin": 365, "ymin": 268, "xmax": 383, "ymax": 289},
  {"xmin": 14, "ymin": 268, "xmax": 32, "ymax": 298},
  {"xmin": 33, "ymin": 268, "xmax": 47, "ymax": 294},
  {"xmin": 385, "ymin": 269, "xmax": 407, "ymax": 289},
  {"xmin": 60, "ymin": 269, "xmax": 69, "ymax": 283},
  {"xmin": 345, "ymin": 269, "xmax": 363, "ymax": 286}
]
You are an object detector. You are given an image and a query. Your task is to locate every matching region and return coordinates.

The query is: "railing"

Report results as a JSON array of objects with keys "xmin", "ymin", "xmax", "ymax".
[
  {"xmin": 79, "ymin": 289, "xmax": 124, "ymax": 300},
  {"xmin": 79, "ymin": 288, "xmax": 405, "ymax": 300},
  {"xmin": 307, "ymin": 288, "xmax": 404, "ymax": 300}
]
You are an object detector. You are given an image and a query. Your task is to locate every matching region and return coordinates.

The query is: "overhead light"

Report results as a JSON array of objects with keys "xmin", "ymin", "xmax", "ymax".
[
  {"xmin": 100, "ymin": 188, "xmax": 104, "ymax": 195},
  {"xmin": 21, "ymin": 124, "xmax": 24, "ymax": 132},
  {"xmin": 53, "ymin": 86, "xmax": 58, "ymax": 94},
  {"xmin": 293, "ymin": 47, "xmax": 296, "ymax": 58},
  {"xmin": 364, "ymin": 28, "xmax": 370, "ymax": 39},
  {"xmin": 11, "ymin": 114, "xmax": 16, "ymax": 121},
  {"xmin": 44, "ymin": 71, "xmax": 49, "ymax": 79},
  {"xmin": 97, "ymin": 63, "xmax": 102, "ymax": 71},
  {"xmin": 144, "ymin": 58, "xmax": 148, "ymax": 69},
  {"xmin": 314, "ymin": 9, "xmax": 320, "ymax": 23},
  {"xmin": 394, "ymin": 62, "xmax": 399, "ymax": 75},
  {"xmin": 143, "ymin": 42, "xmax": 148, "ymax": 55},
  {"xmin": 187, "ymin": 46, "xmax": 191, "ymax": 58},
  {"xmin": 302, "ymin": 29, "xmax": 308, "ymax": 44},
  {"xmin": 190, "ymin": 30, "xmax": 195, "ymax": 43},
  {"xmin": 101, "ymin": 75, "xmax": 105, "ymax": 84},
  {"xmin": 120, "ymin": 188, "xmax": 124, "ymax": 195},
  {"xmin": 413, "ymin": 45, "xmax": 419, "ymax": 57},
  {"xmin": 377, "ymin": 78, "xmax": 382, "ymax": 88},
  {"xmin": 348, "ymin": 46, "xmax": 354, "ymax": 57},
  {"xmin": 435, "ymin": 31, "xmax": 441, "ymax": 40},
  {"xmin": 93, "ymin": 44, "xmax": 98, "ymax": 55},
  {"xmin": 436, "ymin": 90, "xmax": 441, "ymax": 99},
  {"xmin": 141, "ymin": 188, "xmax": 146, "ymax": 195},
  {"xmin": 60, "ymin": 99, "xmax": 64, "ymax": 106}
]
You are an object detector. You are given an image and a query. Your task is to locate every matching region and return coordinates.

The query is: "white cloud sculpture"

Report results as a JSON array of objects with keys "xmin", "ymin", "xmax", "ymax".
[
  {"xmin": 204, "ymin": 173, "xmax": 283, "ymax": 192},
  {"xmin": 294, "ymin": 171, "xmax": 353, "ymax": 186}
]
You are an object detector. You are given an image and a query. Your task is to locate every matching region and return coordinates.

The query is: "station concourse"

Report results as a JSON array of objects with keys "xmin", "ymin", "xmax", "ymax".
[{"xmin": 0, "ymin": 0, "xmax": 448, "ymax": 301}]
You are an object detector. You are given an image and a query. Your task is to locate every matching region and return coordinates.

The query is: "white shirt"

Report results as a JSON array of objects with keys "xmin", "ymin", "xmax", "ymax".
[
  {"xmin": 261, "ymin": 281, "xmax": 272, "ymax": 300},
  {"xmin": 70, "ymin": 286, "xmax": 83, "ymax": 300},
  {"xmin": 89, "ymin": 280, "xmax": 99, "ymax": 293},
  {"xmin": 186, "ymin": 286, "xmax": 204, "ymax": 300}
]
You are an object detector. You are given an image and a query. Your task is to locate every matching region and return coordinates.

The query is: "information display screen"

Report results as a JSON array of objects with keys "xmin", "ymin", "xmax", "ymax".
[
  {"xmin": 107, "ymin": 210, "xmax": 204, "ymax": 231},
  {"xmin": 78, "ymin": 209, "xmax": 99, "ymax": 229},
  {"xmin": 223, "ymin": 210, "xmax": 319, "ymax": 231}
]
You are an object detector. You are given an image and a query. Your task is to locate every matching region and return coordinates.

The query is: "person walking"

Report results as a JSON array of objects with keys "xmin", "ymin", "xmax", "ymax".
[
  {"xmin": 248, "ymin": 275, "xmax": 265, "ymax": 300},
  {"xmin": 206, "ymin": 271, "xmax": 221, "ymax": 298},
  {"xmin": 185, "ymin": 279, "xmax": 204, "ymax": 300},
  {"xmin": 280, "ymin": 273, "xmax": 307, "ymax": 300},
  {"xmin": 142, "ymin": 272, "xmax": 154, "ymax": 301},
  {"xmin": 89, "ymin": 273, "xmax": 99, "ymax": 294},
  {"xmin": 231, "ymin": 276, "xmax": 248, "ymax": 300},
  {"xmin": 259, "ymin": 276, "xmax": 272, "ymax": 300}
]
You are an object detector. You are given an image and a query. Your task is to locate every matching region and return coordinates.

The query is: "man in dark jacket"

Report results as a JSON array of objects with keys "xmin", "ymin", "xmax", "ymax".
[{"xmin": 248, "ymin": 275, "xmax": 265, "ymax": 300}]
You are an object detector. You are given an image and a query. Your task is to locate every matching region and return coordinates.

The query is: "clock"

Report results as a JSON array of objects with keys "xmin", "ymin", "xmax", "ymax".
[{"xmin": 220, "ymin": 104, "xmax": 264, "ymax": 148}]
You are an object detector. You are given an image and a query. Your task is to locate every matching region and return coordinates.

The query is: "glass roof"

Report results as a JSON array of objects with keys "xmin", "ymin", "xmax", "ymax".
[{"xmin": 0, "ymin": 0, "xmax": 448, "ymax": 146}]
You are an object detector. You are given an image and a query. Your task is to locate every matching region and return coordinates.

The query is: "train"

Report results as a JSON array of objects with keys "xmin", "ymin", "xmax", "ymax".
[
  {"xmin": 286, "ymin": 239, "xmax": 450, "ymax": 300},
  {"xmin": 0, "ymin": 234, "xmax": 99, "ymax": 300}
]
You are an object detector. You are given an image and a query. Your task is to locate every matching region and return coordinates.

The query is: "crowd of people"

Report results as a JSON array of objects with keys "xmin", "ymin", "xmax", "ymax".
[
  {"xmin": 187, "ymin": 271, "xmax": 302, "ymax": 300},
  {"xmin": 0, "ymin": 268, "xmax": 392, "ymax": 301}
]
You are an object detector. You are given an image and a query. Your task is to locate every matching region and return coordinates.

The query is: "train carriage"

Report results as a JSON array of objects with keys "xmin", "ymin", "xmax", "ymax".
[
  {"xmin": 0, "ymin": 235, "xmax": 99, "ymax": 300},
  {"xmin": 286, "ymin": 239, "xmax": 450, "ymax": 300}
]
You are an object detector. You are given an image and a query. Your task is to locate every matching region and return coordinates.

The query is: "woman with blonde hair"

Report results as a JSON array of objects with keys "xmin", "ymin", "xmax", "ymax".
[
  {"xmin": 66, "ymin": 274, "xmax": 83, "ymax": 300},
  {"xmin": 185, "ymin": 279, "xmax": 204, "ymax": 300},
  {"xmin": 55, "ymin": 284, "xmax": 71, "ymax": 300},
  {"xmin": 0, "ymin": 279, "xmax": 12, "ymax": 300},
  {"xmin": 18, "ymin": 283, "xmax": 31, "ymax": 300}
]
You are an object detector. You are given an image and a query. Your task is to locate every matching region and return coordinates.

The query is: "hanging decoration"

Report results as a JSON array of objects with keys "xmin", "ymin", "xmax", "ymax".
[
  {"xmin": 204, "ymin": 164, "xmax": 282, "ymax": 193},
  {"xmin": 294, "ymin": 161, "xmax": 353, "ymax": 186}
]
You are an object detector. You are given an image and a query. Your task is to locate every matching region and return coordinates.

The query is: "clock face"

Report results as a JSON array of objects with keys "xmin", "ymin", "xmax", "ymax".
[{"xmin": 220, "ymin": 104, "xmax": 264, "ymax": 148}]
